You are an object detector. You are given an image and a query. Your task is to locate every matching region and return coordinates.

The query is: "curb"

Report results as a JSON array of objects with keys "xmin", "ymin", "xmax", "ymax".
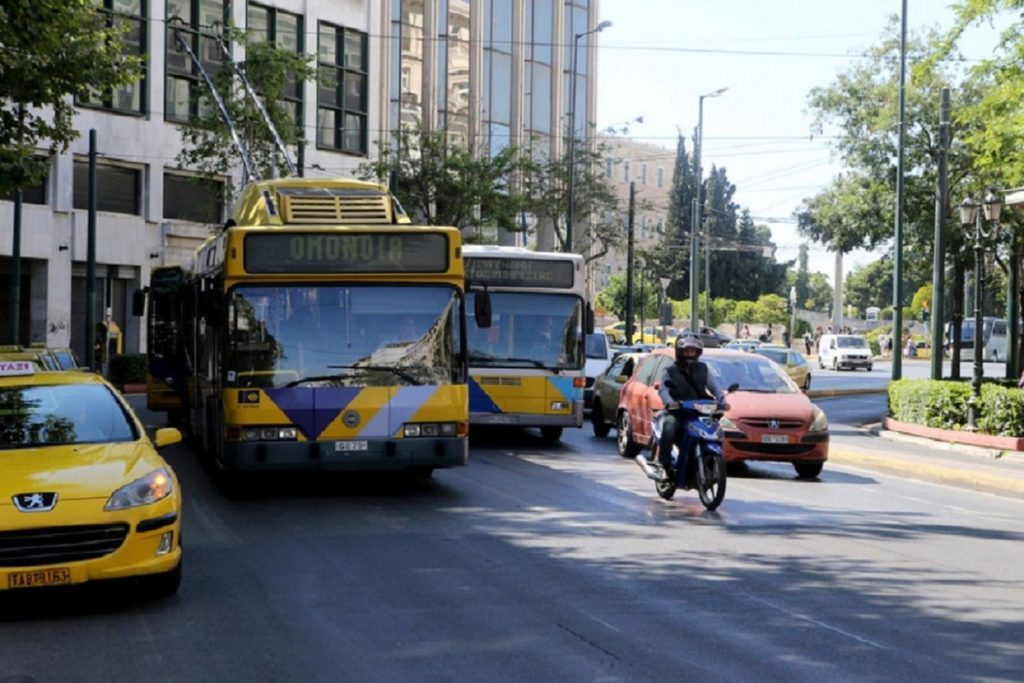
[
  {"xmin": 828, "ymin": 446, "xmax": 1024, "ymax": 498},
  {"xmin": 806, "ymin": 387, "xmax": 887, "ymax": 399}
]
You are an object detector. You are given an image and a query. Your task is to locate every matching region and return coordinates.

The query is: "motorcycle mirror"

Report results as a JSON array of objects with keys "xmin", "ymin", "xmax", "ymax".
[{"xmin": 727, "ymin": 382, "xmax": 740, "ymax": 393}]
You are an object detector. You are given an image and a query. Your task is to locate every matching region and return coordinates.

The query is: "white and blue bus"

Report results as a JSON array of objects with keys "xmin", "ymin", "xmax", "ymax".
[{"xmin": 946, "ymin": 316, "xmax": 1008, "ymax": 362}]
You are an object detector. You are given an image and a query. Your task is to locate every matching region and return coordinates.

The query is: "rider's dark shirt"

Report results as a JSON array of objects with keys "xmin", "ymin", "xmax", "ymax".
[{"xmin": 658, "ymin": 360, "xmax": 722, "ymax": 406}]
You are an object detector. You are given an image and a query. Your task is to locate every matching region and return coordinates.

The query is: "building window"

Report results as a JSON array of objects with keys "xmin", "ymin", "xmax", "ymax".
[
  {"xmin": 247, "ymin": 3, "xmax": 304, "ymax": 132},
  {"xmin": 72, "ymin": 160, "xmax": 141, "ymax": 216},
  {"xmin": 657, "ymin": 167, "xmax": 665, "ymax": 188},
  {"xmin": 641, "ymin": 163, "xmax": 648, "ymax": 185},
  {"xmin": 318, "ymin": 22, "xmax": 368, "ymax": 155},
  {"xmin": 164, "ymin": 173, "xmax": 224, "ymax": 223},
  {"xmin": 79, "ymin": 0, "xmax": 146, "ymax": 114},
  {"xmin": 166, "ymin": 0, "xmax": 228, "ymax": 122},
  {"xmin": 3, "ymin": 174, "xmax": 47, "ymax": 205},
  {"xmin": 605, "ymin": 157, "xmax": 613, "ymax": 178},
  {"xmin": 624, "ymin": 160, "xmax": 631, "ymax": 182}
]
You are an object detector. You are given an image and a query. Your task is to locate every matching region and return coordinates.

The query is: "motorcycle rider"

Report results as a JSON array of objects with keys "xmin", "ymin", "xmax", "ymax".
[{"xmin": 656, "ymin": 335, "xmax": 726, "ymax": 482}]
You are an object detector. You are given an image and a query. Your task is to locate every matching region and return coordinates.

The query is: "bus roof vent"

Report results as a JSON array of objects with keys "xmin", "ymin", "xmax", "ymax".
[{"xmin": 277, "ymin": 187, "xmax": 392, "ymax": 224}]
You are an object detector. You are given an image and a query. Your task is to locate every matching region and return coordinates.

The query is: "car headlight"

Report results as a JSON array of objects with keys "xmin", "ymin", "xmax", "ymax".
[
  {"xmin": 105, "ymin": 468, "xmax": 174, "ymax": 511},
  {"xmin": 809, "ymin": 408, "xmax": 828, "ymax": 432}
]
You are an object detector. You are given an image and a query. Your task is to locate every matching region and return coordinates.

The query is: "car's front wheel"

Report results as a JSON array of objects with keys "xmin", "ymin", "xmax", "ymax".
[
  {"xmin": 591, "ymin": 400, "xmax": 611, "ymax": 438},
  {"xmin": 794, "ymin": 462, "xmax": 824, "ymax": 479},
  {"xmin": 149, "ymin": 560, "xmax": 182, "ymax": 598},
  {"xmin": 617, "ymin": 412, "xmax": 640, "ymax": 458},
  {"xmin": 540, "ymin": 426, "xmax": 563, "ymax": 443}
]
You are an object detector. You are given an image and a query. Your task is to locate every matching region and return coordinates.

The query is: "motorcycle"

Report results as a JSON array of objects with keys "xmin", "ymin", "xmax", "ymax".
[{"xmin": 634, "ymin": 399, "xmax": 728, "ymax": 510}]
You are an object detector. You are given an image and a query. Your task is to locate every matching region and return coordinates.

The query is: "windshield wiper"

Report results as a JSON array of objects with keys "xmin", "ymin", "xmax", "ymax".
[
  {"xmin": 328, "ymin": 364, "xmax": 424, "ymax": 386},
  {"xmin": 734, "ymin": 387, "xmax": 779, "ymax": 393},
  {"xmin": 283, "ymin": 374, "xmax": 346, "ymax": 388},
  {"xmin": 474, "ymin": 355, "xmax": 564, "ymax": 372}
]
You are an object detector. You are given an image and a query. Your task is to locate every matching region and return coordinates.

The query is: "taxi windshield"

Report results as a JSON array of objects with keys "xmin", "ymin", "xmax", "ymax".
[{"xmin": 0, "ymin": 384, "xmax": 138, "ymax": 449}]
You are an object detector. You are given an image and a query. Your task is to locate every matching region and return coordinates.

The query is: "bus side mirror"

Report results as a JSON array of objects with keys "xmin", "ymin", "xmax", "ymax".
[
  {"xmin": 586, "ymin": 304, "xmax": 595, "ymax": 335},
  {"xmin": 474, "ymin": 290, "xmax": 492, "ymax": 329},
  {"xmin": 132, "ymin": 288, "xmax": 147, "ymax": 317}
]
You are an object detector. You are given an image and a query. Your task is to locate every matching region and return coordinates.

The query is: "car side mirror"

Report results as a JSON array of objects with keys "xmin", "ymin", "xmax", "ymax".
[
  {"xmin": 154, "ymin": 427, "xmax": 182, "ymax": 449},
  {"xmin": 615, "ymin": 374, "xmax": 629, "ymax": 383},
  {"xmin": 586, "ymin": 303, "xmax": 595, "ymax": 335},
  {"xmin": 727, "ymin": 383, "xmax": 740, "ymax": 393},
  {"xmin": 474, "ymin": 289, "xmax": 492, "ymax": 329},
  {"xmin": 132, "ymin": 288, "xmax": 147, "ymax": 317}
]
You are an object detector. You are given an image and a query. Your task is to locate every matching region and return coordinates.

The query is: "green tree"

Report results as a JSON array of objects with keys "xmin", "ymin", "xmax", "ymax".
[
  {"xmin": 650, "ymin": 134, "xmax": 696, "ymax": 301},
  {"xmin": 794, "ymin": 243, "xmax": 811, "ymax": 308},
  {"xmin": 361, "ymin": 126, "xmax": 525, "ymax": 234},
  {"xmin": 176, "ymin": 28, "xmax": 317, "ymax": 192},
  {"xmin": 845, "ymin": 258, "xmax": 894, "ymax": 312},
  {"xmin": 596, "ymin": 273, "xmax": 658, "ymax": 322},
  {"xmin": 805, "ymin": 272, "xmax": 834, "ymax": 313},
  {"xmin": 0, "ymin": 0, "xmax": 141, "ymax": 194},
  {"xmin": 753, "ymin": 294, "xmax": 789, "ymax": 326}
]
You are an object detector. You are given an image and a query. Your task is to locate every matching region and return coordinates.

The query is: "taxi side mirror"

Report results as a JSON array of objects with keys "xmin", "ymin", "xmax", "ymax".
[
  {"xmin": 154, "ymin": 427, "xmax": 182, "ymax": 449},
  {"xmin": 615, "ymin": 375, "xmax": 629, "ymax": 383}
]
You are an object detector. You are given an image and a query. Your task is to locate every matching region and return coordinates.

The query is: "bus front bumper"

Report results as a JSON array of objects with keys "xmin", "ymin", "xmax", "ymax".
[
  {"xmin": 470, "ymin": 402, "xmax": 583, "ymax": 428},
  {"xmin": 220, "ymin": 437, "xmax": 468, "ymax": 471}
]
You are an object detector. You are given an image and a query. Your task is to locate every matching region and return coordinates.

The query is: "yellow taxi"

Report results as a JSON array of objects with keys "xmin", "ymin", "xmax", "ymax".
[
  {"xmin": 0, "ymin": 361, "xmax": 183, "ymax": 596},
  {"xmin": 0, "ymin": 344, "xmax": 61, "ymax": 371},
  {"xmin": 753, "ymin": 344, "xmax": 813, "ymax": 390}
]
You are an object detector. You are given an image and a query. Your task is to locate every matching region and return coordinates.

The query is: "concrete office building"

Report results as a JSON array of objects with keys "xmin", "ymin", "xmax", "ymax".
[{"xmin": 0, "ymin": 0, "xmax": 601, "ymax": 358}]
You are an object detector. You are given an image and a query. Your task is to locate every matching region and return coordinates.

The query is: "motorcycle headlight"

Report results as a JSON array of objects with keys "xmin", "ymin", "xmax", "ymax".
[
  {"xmin": 105, "ymin": 468, "xmax": 174, "ymax": 511},
  {"xmin": 809, "ymin": 408, "xmax": 829, "ymax": 432}
]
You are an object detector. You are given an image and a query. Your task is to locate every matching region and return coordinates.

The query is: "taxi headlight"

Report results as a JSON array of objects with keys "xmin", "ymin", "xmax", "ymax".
[
  {"xmin": 105, "ymin": 468, "xmax": 174, "ymax": 511},
  {"xmin": 810, "ymin": 408, "xmax": 829, "ymax": 432}
]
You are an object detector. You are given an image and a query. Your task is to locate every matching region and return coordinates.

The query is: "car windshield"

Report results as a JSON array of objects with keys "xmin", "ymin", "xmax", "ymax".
[
  {"xmin": 228, "ymin": 285, "xmax": 463, "ymax": 388},
  {"xmin": 586, "ymin": 333, "xmax": 608, "ymax": 359},
  {"xmin": 756, "ymin": 349, "xmax": 788, "ymax": 365},
  {"xmin": 467, "ymin": 292, "xmax": 583, "ymax": 370},
  {"xmin": 704, "ymin": 356, "xmax": 799, "ymax": 394},
  {"xmin": 0, "ymin": 384, "xmax": 137, "ymax": 449},
  {"xmin": 837, "ymin": 336, "xmax": 867, "ymax": 348}
]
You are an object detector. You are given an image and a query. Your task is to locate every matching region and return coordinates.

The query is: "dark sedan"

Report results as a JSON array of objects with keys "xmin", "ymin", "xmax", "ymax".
[{"xmin": 590, "ymin": 352, "xmax": 645, "ymax": 438}]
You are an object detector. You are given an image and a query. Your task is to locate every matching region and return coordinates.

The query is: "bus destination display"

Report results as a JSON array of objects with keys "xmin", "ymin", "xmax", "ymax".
[
  {"xmin": 467, "ymin": 257, "xmax": 574, "ymax": 288},
  {"xmin": 244, "ymin": 232, "xmax": 449, "ymax": 273}
]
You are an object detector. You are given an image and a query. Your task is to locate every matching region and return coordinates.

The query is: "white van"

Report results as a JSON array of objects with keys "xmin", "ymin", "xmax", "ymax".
[
  {"xmin": 818, "ymin": 334, "xmax": 873, "ymax": 371},
  {"xmin": 584, "ymin": 333, "xmax": 615, "ymax": 413}
]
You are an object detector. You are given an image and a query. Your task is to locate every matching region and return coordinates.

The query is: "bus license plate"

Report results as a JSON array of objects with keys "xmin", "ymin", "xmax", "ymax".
[
  {"xmin": 8, "ymin": 567, "xmax": 72, "ymax": 589},
  {"xmin": 761, "ymin": 435, "xmax": 790, "ymax": 444},
  {"xmin": 335, "ymin": 440, "xmax": 368, "ymax": 452}
]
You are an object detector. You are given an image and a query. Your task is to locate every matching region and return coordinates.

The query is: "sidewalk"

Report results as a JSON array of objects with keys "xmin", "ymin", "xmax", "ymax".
[{"xmin": 828, "ymin": 427, "xmax": 1024, "ymax": 498}]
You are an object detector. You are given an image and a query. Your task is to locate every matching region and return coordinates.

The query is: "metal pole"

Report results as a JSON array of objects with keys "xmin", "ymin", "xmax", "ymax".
[
  {"xmin": 1007, "ymin": 229, "xmax": 1020, "ymax": 379},
  {"xmin": 689, "ymin": 97, "xmax": 704, "ymax": 332},
  {"xmin": 704, "ymin": 215, "xmax": 710, "ymax": 327},
  {"xmin": 625, "ymin": 182, "xmax": 636, "ymax": 342},
  {"xmin": 565, "ymin": 33, "xmax": 580, "ymax": 254},
  {"xmin": 639, "ymin": 260, "xmax": 645, "ymax": 341},
  {"xmin": 689, "ymin": 197, "xmax": 699, "ymax": 331},
  {"xmin": 892, "ymin": 0, "xmax": 908, "ymax": 381},
  {"xmin": 85, "ymin": 130, "xmax": 98, "ymax": 372},
  {"xmin": 9, "ymin": 188, "xmax": 22, "ymax": 345},
  {"xmin": 931, "ymin": 88, "xmax": 950, "ymax": 380},
  {"xmin": 968, "ymin": 215, "xmax": 983, "ymax": 429}
]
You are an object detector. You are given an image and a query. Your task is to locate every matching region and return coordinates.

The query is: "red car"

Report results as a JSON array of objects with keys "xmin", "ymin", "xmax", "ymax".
[{"xmin": 616, "ymin": 348, "xmax": 828, "ymax": 478}]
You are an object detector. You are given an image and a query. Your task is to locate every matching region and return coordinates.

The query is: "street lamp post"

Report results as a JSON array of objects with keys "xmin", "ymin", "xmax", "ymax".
[
  {"xmin": 689, "ymin": 87, "xmax": 728, "ymax": 331},
  {"xmin": 959, "ymin": 193, "xmax": 1003, "ymax": 430},
  {"xmin": 566, "ymin": 19, "xmax": 612, "ymax": 254}
]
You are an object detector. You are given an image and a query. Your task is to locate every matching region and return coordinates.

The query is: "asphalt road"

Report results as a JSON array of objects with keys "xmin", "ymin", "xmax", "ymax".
[{"xmin": 3, "ymin": 399, "xmax": 1023, "ymax": 682}]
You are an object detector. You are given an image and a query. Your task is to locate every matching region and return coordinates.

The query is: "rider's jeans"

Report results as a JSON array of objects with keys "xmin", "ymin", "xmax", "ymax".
[{"xmin": 659, "ymin": 413, "xmax": 682, "ymax": 471}]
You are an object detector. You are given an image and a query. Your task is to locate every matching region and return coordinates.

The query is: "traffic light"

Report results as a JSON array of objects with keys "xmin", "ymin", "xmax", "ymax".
[{"xmin": 785, "ymin": 300, "xmax": 792, "ymax": 315}]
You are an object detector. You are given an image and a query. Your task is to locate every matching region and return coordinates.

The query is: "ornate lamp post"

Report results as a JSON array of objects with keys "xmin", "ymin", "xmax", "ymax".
[{"xmin": 959, "ymin": 192, "xmax": 1003, "ymax": 430}]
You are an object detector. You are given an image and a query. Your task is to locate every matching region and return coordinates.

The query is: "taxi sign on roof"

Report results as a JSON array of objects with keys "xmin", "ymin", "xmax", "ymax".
[{"xmin": 0, "ymin": 360, "xmax": 35, "ymax": 376}]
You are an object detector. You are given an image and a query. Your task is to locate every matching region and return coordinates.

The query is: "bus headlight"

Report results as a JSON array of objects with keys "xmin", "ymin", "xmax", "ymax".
[
  {"xmin": 241, "ymin": 427, "xmax": 298, "ymax": 441},
  {"xmin": 550, "ymin": 401, "xmax": 569, "ymax": 410},
  {"xmin": 403, "ymin": 423, "xmax": 458, "ymax": 437}
]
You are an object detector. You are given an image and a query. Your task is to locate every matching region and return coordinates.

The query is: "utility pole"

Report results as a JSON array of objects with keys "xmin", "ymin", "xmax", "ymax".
[
  {"xmin": 930, "ymin": 88, "xmax": 950, "ymax": 380},
  {"xmin": 9, "ymin": 187, "xmax": 21, "ymax": 345},
  {"xmin": 624, "ymin": 182, "xmax": 636, "ymax": 342},
  {"xmin": 85, "ymin": 130, "xmax": 98, "ymax": 372},
  {"xmin": 892, "ymin": 0, "xmax": 908, "ymax": 381}
]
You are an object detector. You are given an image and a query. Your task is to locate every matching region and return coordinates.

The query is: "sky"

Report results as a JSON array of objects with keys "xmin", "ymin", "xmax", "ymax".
[{"xmin": 595, "ymin": 0, "xmax": 1004, "ymax": 284}]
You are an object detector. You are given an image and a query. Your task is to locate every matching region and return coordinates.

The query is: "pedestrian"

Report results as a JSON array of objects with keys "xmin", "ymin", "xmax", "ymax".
[
  {"xmin": 782, "ymin": 328, "xmax": 790, "ymax": 347},
  {"xmin": 803, "ymin": 331, "xmax": 812, "ymax": 355},
  {"xmin": 1018, "ymin": 368, "xmax": 1024, "ymax": 389},
  {"xmin": 766, "ymin": 323, "xmax": 774, "ymax": 342},
  {"xmin": 743, "ymin": 325, "xmax": 751, "ymax": 339}
]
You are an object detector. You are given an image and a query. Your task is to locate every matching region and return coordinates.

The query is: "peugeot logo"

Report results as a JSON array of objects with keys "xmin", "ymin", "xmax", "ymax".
[
  {"xmin": 13, "ymin": 492, "xmax": 58, "ymax": 512},
  {"xmin": 342, "ymin": 410, "xmax": 361, "ymax": 428},
  {"xmin": 768, "ymin": 419, "xmax": 780, "ymax": 430}
]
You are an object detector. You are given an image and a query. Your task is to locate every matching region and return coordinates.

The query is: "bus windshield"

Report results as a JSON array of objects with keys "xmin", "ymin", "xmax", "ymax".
[
  {"xmin": 466, "ymin": 292, "xmax": 583, "ymax": 370},
  {"xmin": 228, "ymin": 285, "xmax": 463, "ymax": 388}
]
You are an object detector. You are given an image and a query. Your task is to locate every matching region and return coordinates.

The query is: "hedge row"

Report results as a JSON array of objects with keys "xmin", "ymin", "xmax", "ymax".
[{"xmin": 888, "ymin": 379, "xmax": 1024, "ymax": 437}]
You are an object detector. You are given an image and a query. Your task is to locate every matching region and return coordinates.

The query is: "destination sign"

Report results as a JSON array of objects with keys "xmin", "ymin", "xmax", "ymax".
[
  {"xmin": 466, "ymin": 257, "xmax": 575, "ymax": 289},
  {"xmin": 244, "ymin": 232, "xmax": 449, "ymax": 274}
]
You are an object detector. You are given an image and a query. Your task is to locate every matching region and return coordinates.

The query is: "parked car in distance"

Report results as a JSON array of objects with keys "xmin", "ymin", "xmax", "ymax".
[
  {"xmin": 754, "ymin": 344, "xmax": 812, "ymax": 390},
  {"xmin": 616, "ymin": 348, "xmax": 828, "ymax": 478},
  {"xmin": 724, "ymin": 340, "xmax": 762, "ymax": 353},
  {"xmin": 584, "ymin": 333, "xmax": 615, "ymax": 413},
  {"xmin": 590, "ymin": 352, "xmax": 646, "ymax": 438},
  {"xmin": 603, "ymin": 321, "xmax": 631, "ymax": 344},
  {"xmin": 631, "ymin": 326, "xmax": 679, "ymax": 345},
  {"xmin": 818, "ymin": 334, "xmax": 873, "ymax": 371},
  {"xmin": 678, "ymin": 327, "xmax": 733, "ymax": 348},
  {"xmin": 611, "ymin": 342, "xmax": 667, "ymax": 355},
  {"xmin": 0, "ymin": 362, "xmax": 184, "ymax": 596}
]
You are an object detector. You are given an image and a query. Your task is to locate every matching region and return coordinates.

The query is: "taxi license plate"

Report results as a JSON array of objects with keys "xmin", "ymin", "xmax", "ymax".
[
  {"xmin": 761, "ymin": 434, "xmax": 791, "ymax": 444},
  {"xmin": 8, "ymin": 567, "xmax": 72, "ymax": 589},
  {"xmin": 335, "ymin": 440, "xmax": 368, "ymax": 452}
]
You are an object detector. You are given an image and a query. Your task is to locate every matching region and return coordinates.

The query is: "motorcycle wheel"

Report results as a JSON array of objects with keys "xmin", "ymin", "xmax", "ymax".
[
  {"xmin": 695, "ymin": 444, "xmax": 727, "ymax": 511},
  {"xmin": 656, "ymin": 476, "xmax": 676, "ymax": 500}
]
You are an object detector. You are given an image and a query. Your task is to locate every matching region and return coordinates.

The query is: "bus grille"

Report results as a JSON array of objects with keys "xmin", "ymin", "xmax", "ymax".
[
  {"xmin": 0, "ymin": 524, "xmax": 130, "ymax": 567},
  {"xmin": 281, "ymin": 193, "xmax": 391, "ymax": 224}
]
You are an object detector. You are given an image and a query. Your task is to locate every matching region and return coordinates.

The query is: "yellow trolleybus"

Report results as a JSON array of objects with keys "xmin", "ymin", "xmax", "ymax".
[
  {"xmin": 138, "ymin": 178, "xmax": 469, "ymax": 477},
  {"xmin": 464, "ymin": 246, "xmax": 588, "ymax": 442}
]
